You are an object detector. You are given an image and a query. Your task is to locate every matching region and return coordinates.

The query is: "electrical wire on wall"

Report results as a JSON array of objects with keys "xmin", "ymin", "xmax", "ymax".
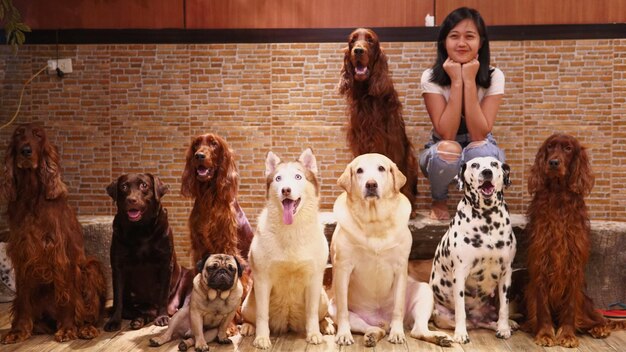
[{"xmin": 0, "ymin": 65, "xmax": 48, "ymax": 131}]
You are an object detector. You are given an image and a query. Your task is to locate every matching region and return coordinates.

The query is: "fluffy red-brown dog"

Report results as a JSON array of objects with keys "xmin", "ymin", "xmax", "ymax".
[
  {"xmin": 339, "ymin": 28, "xmax": 419, "ymax": 216},
  {"xmin": 181, "ymin": 133, "xmax": 253, "ymax": 265},
  {"xmin": 0, "ymin": 123, "xmax": 106, "ymax": 344},
  {"xmin": 524, "ymin": 133, "xmax": 622, "ymax": 347}
]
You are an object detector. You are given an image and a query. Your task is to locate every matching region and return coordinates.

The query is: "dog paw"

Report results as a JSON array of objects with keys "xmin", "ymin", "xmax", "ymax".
[
  {"xmin": 534, "ymin": 333, "xmax": 556, "ymax": 347},
  {"xmin": 130, "ymin": 317, "xmax": 146, "ymax": 330},
  {"xmin": 177, "ymin": 340, "xmax": 189, "ymax": 351},
  {"xmin": 434, "ymin": 334, "xmax": 454, "ymax": 347},
  {"xmin": 556, "ymin": 334, "xmax": 579, "ymax": 348},
  {"xmin": 78, "ymin": 325, "xmax": 99, "ymax": 340},
  {"xmin": 104, "ymin": 319, "xmax": 121, "ymax": 332},
  {"xmin": 149, "ymin": 338, "xmax": 162, "ymax": 347},
  {"xmin": 217, "ymin": 335, "xmax": 232, "ymax": 344},
  {"xmin": 589, "ymin": 324, "xmax": 611, "ymax": 338},
  {"xmin": 253, "ymin": 335, "xmax": 272, "ymax": 349},
  {"xmin": 154, "ymin": 315, "xmax": 169, "ymax": 326},
  {"xmin": 54, "ymin": 327, "xmax": 78, "ymax": 342},
  {"xmin": 306, "ymin": 331, "xmax": 324, "ymax": 345},
  {"xmin": 453, "ymin": 331, "xmax": 470, "ymax": 344},
  {"xmin": 1, "ymin": 330, "xmax": 31, "ymax": 344},
  {"xmin": 239, "ymin": 323, "xmax": 255, "ymax": 336},
  {"xmin": 387, "ymin": 331, "xmax": 406, "ymax": 344},
  {"xmin": 194, "ymin": 343, "xmax": 210, "ymax": 352},
  {"xmin": 335, "ymin": 331, "xmax": 354, "ymax": 346},
  {"xmin": 509, "ymin": 319, "xmax": 520, "ymax": 331},
  {"xmin": 496, "ymin": 328, "xmax": 512, "ymax": 339}
]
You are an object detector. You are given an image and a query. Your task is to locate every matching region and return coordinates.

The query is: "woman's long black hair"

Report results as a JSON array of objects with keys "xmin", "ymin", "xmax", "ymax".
[{"xmin": 429, "ymin": 7, "xmax": 492, "ymax": 89}]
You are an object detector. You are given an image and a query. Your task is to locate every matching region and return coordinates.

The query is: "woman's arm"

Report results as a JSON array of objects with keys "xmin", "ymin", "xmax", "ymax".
[
  {"xmin": 463, "ymin": 61, "xmax": 503, "ymax": 141},
  {"xmin": 423, "ymin": 58, "xmax": 464, "ymax": 140}
]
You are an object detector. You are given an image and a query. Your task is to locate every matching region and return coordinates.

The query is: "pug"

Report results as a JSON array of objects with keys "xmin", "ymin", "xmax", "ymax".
[{"xmin": 149, "ymin": 254, "xmax": 243, "ymax": 351}]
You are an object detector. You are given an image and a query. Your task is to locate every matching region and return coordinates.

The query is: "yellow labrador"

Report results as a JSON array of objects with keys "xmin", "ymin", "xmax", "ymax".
[{"xmin": 330, "ymin": 153, "xmax": 452, "ymax": 347}]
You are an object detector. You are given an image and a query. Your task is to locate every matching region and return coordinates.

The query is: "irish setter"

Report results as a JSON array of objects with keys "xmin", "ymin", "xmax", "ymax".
[
  {"xmin": 524, "ymin": 133, "xmax": 620, "ymax": 347},
  {"xmin": 0, "ymin": 123, "xmax": 106, "ymax": 344},
  {"xmin": 181, "ymin": 133, "xmax": 254, "ymax": 265},
  {"xmin": 339, "ymin": 28, "xmax": 419, "ymax": 216}
]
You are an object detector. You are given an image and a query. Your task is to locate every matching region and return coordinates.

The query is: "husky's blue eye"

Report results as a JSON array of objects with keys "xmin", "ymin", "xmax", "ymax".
[
  {"xmin": 275, "ymin": 175, "xmax": 282, "ymax": 182},
  {"xmin": 295, "ymin": 174, "xmax": 302, "ymax": 180}
]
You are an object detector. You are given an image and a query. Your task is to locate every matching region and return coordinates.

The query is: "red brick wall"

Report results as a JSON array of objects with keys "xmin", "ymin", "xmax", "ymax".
[{"xmin": 1, "ymin": 39, "xmax": 624, "ymax": 266}]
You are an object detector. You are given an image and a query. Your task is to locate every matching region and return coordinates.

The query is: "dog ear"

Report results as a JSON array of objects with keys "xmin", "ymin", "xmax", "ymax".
[
  {"xmin": 390, "ymin": 161, "xmax": 407, "ymax": 193},
  {"xmin": 456, "ymin": 163, "xmax": 468, "ymax": 191},
  {"xmin": 106, "ymin": 180, "xmax": 118, "ymax": 202},
  {"xmin": 337, "ymin": 162, "xmax": 352, "ymax": 192},
  {"xmin": 1, "ymin": 140, "xmax": 16, "ymax": 202},
  {"xmin": 569, "ymin": 144, "xmax": 594, "ymax": 196},
  {"xmin": 502, "ymin": 163, "xmax": 512, "ymax": 188},
  {"xmin": 148, "ymin": 173, "xmax": 169, "ymax": 201},
  {"xmin": 338, "ymin": 46, "xmax": 354, "ymax": 96},
  {"xmin": 298, "ymin": 148, "xmax": 318, "ymax": 174},
  {"xmin": 196, "ymin": 253, "xmax": 211, "ymax": 273},
  {"xmin": 265, "ymin": 151, "xmax": 281, "ymax": 177},
  {"xmin": 233, "ymin": 256, "xmax": 244, "ymax": 278}
]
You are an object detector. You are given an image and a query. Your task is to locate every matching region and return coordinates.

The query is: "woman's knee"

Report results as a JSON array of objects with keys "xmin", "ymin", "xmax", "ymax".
[
  {"xmin": 435, "ymin": 141, "xmax": 462, "ymax": 162},
  {"xmin": 463, "ymin": 139, "xmax": 505, "ymax": 162}
]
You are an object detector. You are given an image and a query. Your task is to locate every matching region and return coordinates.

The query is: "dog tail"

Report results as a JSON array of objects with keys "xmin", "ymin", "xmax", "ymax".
[{"xmin": 79, "ymin": 257, "xmax": 107, "ymax": 325}]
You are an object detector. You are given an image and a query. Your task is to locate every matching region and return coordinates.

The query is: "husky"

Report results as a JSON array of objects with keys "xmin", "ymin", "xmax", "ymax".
[{"xmin": 240, "ymin": 148, "xmax": 335, "ymax": 349}]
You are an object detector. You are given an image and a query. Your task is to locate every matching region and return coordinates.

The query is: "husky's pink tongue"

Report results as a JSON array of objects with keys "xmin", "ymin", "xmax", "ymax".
[{"xmin": 282, "ymin": 199, "xmax": 295, "ymax": 225}]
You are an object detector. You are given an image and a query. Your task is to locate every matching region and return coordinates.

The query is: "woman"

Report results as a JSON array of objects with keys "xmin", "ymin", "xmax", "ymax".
[{"xmin": 420, "ymin": 7, "xmax": 505, "ymax": 220}]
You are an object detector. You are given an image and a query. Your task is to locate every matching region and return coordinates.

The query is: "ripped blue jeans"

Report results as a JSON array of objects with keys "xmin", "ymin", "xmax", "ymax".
[{"xmin": 419, "ymin": 133, "xmax": 505, "ymax": 201}]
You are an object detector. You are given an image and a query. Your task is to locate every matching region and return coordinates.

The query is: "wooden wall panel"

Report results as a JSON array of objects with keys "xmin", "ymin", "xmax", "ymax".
[
  {"xmin": 185, "ymin": 0, "xmax": 434, "ymax": 29},
  {"xmin": 435, "ymin": 0, "xmax": 626, "ymax": 26},
  {"xmin": 15, "ymin": 0, "xmax": 184, "ymax": 29}
]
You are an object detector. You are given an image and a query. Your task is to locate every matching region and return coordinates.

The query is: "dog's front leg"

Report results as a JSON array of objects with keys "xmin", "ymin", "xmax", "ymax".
[
  {"xmin": 154, "ymin": 256, "xmax": 174, "ymax": 326},
  {"xmin": 252, "ymin": 275, "xmax": 273, "ymax": 349},
  {"xmin": 333, "ymin": 260, "xmax": 354, "ymax": 345},
  {"xmin": 453, "ymin": 266, "xmax": 470, "ymax": 343},
  {"xmin": 305, "ymin": 270, "xmax": 324, "ymax": 344},
  {"xmin": 388, "ymin": 264, "xmax": 407, "ymax": 344},
  {"xmin": 496, "ymin": 263, "xmax": 513, "ymax": 339},
  {"xmin": 216, "ymin": 309, "xmax": 237, "ymax": 344},
  {"xmin": 190, "ymin": 305, "xmax": 209, "ymax": 352},
  {"xmin": 104, "ymin": 244, "xmax": 124, "ymax": 332}
]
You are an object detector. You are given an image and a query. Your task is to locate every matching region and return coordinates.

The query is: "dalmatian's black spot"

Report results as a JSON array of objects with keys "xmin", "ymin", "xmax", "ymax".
[
  {"xmin": 472, "ymin": 259, "xmax": 479, "ymax": 267},
  {"xmin": 494, "ymin": 222, "xmax": 501, "ymax": 229},
  {"xmin": 495, "ymin": 241, "xmax": 505, "ymax": 249},
  {"xmin": 454, "ymin": 232, "xmax": 458, "ymax": 238},
  {"xmin": 480, "ymin": 225, "xmax": 489, "ymax": 234},
  {"xmin": 464, "ymin": 237, "xmax": 470, "ymax": 244},
  {"xmin": 491, "ymin": 273, "xmax": 498, "ymax": 280},
  {"xmin": 459, "ymin": 291, "xmax": 464, "ymax": 297}
]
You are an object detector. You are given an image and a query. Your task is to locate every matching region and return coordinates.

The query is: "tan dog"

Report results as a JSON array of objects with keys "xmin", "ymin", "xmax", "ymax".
[
  {"xmin": 240, "ymin": 149, "xmax": 335, "ymax": 349},
  {"xmin": 149, "ymin": 254, "xmax": 243, "ymax": 351},
  {"xmin": 330, "ymin": 153, "xmax": 452, "ymax": 347}
]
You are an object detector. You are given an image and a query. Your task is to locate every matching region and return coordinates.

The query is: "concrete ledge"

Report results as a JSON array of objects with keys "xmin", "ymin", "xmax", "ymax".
[{"xmin": 321, "ymin": 212, "xmax": 625, "ymax": 309}]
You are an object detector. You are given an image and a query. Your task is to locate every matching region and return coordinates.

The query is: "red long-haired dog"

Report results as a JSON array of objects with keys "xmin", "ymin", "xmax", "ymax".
[
  {"xmin": 339, "ymin": 28, "xmax": 419, "ymax": 216},
  {"xmin": 0, "ymin": 123, "xmax": 106, "ymax": 344},
  {"xmin": 525, "ymin": 133, "xmax": 623, "ymax": 347},
  {"xmin": 181, "ymin": 133, "xmax": 253, "ymax": 265}
]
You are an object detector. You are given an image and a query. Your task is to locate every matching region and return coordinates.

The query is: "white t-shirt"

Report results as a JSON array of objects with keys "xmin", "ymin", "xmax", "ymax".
[{"xmin": 420, "ymin": 67, "xmax": 505, "ymax": 101}]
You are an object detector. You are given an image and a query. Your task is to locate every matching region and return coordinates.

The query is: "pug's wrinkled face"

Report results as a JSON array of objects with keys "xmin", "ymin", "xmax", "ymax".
[{"xmin": 201, "ymin": 254, "xmax": 239, "ymax": 291}]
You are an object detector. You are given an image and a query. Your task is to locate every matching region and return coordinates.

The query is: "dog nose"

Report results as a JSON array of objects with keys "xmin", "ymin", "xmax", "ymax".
[
  {"xmin": 365, "ymin": 180, "xmax": 378, "ymax": 191},
  {"xmin": 126, "ymin": 196, "xmax": 138, "ymax": 204},
  {"xmin": 481, "ymin": 169, "xmax": 493, "ymax": 179},
  {"xmin": 549, "ymin": 159, "xmax": 559, "ymax": 168},
  {"xmin": 354, "ymin": 47, "xmax": 364, "ymax": 55},
  {"xmin": 194, "ymin": 153, "xmax": 205, "ymax": 160},
  {"xmin": 282, "ymin": 187, "xmax": 291, "ymax": 196},
  {"xmin": 21, "ymin": 145, "xmax": 32, "ymax": 157}
]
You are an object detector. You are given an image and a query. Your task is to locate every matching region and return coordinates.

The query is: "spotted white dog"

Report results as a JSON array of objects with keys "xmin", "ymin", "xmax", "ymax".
[
  {"xmin": 430, "ymin": 156, "xmax": 516, "ymax": 344},
  {"xmin": 0, "ymin": 242, "xmax": 16, "ymax": 302}
]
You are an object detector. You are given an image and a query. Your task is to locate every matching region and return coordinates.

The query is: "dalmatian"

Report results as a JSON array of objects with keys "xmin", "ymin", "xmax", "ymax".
[
  {"xmin": 0, "ymin": 242, "xmax": 16, "ymax": 302},
  {"xmin": 429, "ymin": 156, "xmax": 516, "ymax": 344}
]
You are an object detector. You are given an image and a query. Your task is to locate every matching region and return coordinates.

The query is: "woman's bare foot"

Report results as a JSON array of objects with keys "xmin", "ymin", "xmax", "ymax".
[{"xmin": 429, "ymin": 200, "xmax": 450, "ymax": 220}]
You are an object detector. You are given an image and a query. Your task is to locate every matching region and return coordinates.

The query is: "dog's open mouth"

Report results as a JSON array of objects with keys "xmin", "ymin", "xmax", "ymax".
[
  {"xmin": 355, "ymin": 62, "xmax": 369, "ymax": 78},
  {"xmin": 196, "ymin": 165, "xmax": 211, "ymax": 178},
  {"xmin": 127, "ymin": 208, "xmax": 143, "ymax": 222},
  {"xmin": 282, "ymin": 198, "xmax": 301, "ymax": 225},
  {"xmin": 479, "ymin": 181, "xmax": 495, "ymax": 197}
]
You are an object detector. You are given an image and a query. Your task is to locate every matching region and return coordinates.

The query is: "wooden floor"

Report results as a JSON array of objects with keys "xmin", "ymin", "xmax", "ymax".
[{"xmin": 1, "ymin": 303, "xmax": 624, "ymax": 352}]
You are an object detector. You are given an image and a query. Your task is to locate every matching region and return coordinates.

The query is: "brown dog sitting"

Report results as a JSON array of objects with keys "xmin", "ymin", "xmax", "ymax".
[
  {"xmin": 149, "ymin": 253, "xmax": 244, "ymax": 351},
  {"xmin": 104, "ymin": 173, "xmax": 193, "ymax": 331}
]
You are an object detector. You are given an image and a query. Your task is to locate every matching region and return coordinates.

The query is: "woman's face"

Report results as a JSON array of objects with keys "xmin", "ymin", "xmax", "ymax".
[{"xmin": 445, "ymin": 19, "xmax": 481, "ymax": 64}]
